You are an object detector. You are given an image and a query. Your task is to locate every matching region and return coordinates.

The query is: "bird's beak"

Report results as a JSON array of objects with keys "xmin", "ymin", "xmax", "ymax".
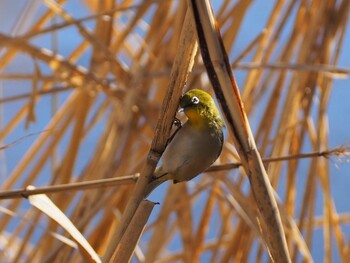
[{"xmin": 178, "ymin": 107, "xmax": 184, "ymax": 113}]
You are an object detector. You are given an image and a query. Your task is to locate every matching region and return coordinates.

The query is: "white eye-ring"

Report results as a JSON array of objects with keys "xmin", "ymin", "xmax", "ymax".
[{"xmin": 191, "ymin": 96, "xmax": 200, "ymax": 104}]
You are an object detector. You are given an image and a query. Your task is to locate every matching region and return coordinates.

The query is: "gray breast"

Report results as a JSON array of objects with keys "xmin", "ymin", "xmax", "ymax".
[{"xmin": 160, "ymin": 123, "xmax": 223, "ymax": 183}]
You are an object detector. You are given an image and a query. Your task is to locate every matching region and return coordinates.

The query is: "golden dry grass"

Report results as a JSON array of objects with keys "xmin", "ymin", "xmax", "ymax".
[{"xmin": 0, "ymin": 0, "xmax": 350, "ymax": 262}]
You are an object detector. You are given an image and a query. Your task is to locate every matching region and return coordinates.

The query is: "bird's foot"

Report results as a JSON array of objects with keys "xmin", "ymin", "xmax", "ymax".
[{"xmin": 173, "ymin": 117, "xmax": 182, "ymax": 128}]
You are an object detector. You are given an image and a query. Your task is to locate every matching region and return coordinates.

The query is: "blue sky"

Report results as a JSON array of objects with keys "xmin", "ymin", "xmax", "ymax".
[{"xmin": 1, "ymin": 1, "xmax": 350, "ymax": 262}]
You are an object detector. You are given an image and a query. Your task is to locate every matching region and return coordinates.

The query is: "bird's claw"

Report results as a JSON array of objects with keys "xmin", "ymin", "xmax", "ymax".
[{"xmin": 173, "ymin": 118, "xmax": 182, "ymax": 128}]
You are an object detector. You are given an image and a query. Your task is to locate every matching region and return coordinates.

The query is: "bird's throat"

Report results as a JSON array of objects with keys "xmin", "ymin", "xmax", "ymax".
[{"xmin": 185, "ymin": 108, "xmax": 210, "ymax": 130}]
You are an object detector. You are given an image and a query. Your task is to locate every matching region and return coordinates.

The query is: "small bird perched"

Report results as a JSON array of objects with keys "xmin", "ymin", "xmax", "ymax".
[{"xmin": 145, "ymin": 89, "xmax": 224, "ymax": 197}]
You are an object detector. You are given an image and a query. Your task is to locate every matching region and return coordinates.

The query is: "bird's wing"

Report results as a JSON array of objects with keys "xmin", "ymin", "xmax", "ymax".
[
  {"xmin": 216, "ymin": 129, "xmax": 224, "ymax": 159},
  {"xmin": 166, "ymin": 119, "xmax": 182, "ymax": 146}
]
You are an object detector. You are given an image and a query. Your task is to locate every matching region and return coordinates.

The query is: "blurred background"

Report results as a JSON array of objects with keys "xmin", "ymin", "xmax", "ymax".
[{"xmin": 0, "ymin": 0, "xmax": 350, "ymax": 262}]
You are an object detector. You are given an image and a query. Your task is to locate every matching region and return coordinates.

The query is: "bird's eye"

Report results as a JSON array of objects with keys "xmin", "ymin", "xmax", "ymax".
[{"xmin": 191, "ymin": 96, "xmax": 200, "ymax": 104}]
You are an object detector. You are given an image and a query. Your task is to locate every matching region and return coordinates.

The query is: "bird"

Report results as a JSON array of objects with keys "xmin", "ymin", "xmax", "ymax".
[{"xmin": 144, "ymin": 89, "xmax": 224, "ymax": 197}]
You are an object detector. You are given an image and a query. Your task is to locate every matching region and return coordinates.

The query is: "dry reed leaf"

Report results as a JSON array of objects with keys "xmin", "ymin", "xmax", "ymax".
[{"xmin": 27, "ymin": 186, "xmax": 101, "ymax": 263}]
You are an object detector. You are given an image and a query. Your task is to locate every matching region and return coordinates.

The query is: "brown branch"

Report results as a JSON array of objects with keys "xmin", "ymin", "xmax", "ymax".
[
  {"xmin": 208, "ymin": 146, "xmax": 350, "ymax": 172},
  {"xmin": 0, "ymin": 175, "xmax": 138, "ymax": 199},
  {"xmin": 0, "ymin": 74, "xmax": 54, "ymax": 80},
  {"xmin": 0, "ymin": 147, "xmax": 347, "ymax": 199},
  {"xmin": 0, "ymin": 86, "xmax": 73, "ymax": 104}
]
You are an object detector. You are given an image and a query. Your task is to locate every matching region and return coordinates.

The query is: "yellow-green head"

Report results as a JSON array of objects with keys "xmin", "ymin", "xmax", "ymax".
[{"xmin": 179, "ymin": 89, "xmax": 224, "ymax": 130}]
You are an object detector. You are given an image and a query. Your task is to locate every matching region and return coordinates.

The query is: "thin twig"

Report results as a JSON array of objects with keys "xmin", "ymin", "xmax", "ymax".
[
  {"xmin": 0, "ymin": 86, "xmax": 73, "ymax": 104},
  {"xmin": 0, "ymin": 175, "xmax": 138, "ymax": 199},
  {"xmin": 143, "ymin": 63, "xmax": 350, "ymax": 78},
  {"xmin": 0, "ymin": 130, "xmax": 50, "ymax": 151},
  {"xmin": 208, "ymin": 146, "xmax": 350, "ymax": 172},
  {"xmin": 0, "ymin": 147, "xmax": 347, "ymax": 199}
]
